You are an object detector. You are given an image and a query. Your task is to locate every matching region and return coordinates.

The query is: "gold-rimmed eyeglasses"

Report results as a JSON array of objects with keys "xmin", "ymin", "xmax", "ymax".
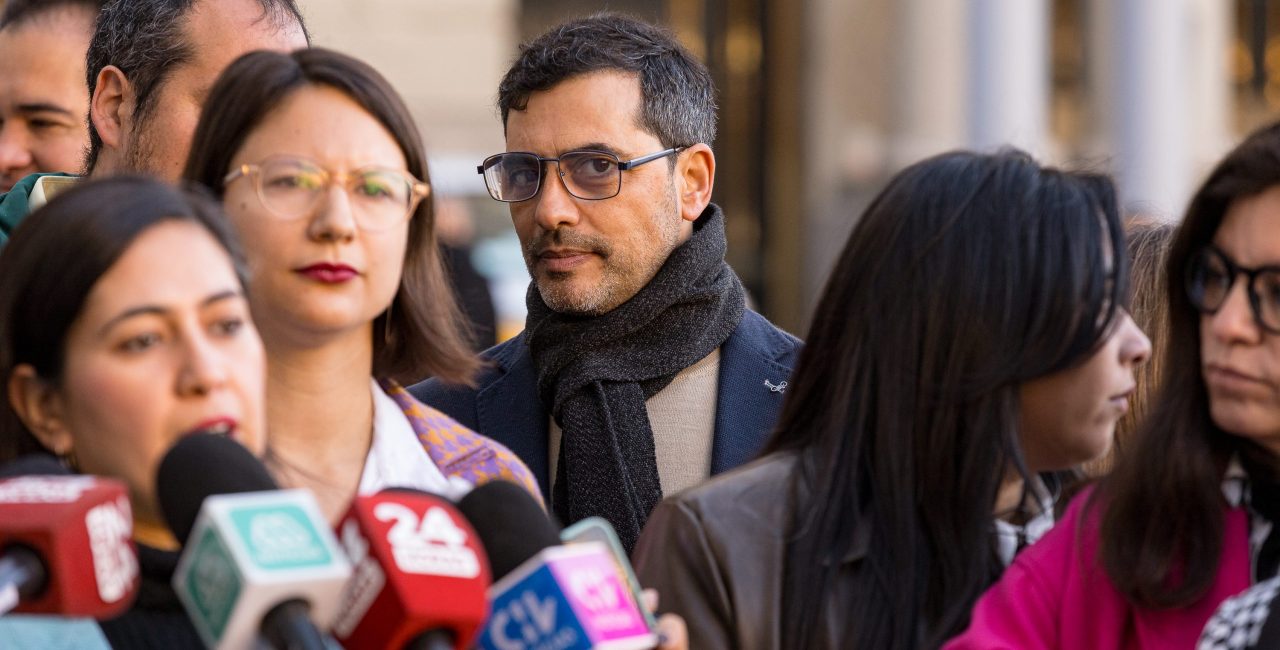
[{"xmin": 224, "ymin": 155, "xmax": 430, "ymax": 232}]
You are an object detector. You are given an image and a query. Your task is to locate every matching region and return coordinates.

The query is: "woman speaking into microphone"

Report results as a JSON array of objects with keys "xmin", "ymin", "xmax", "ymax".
[{"xmin": 0, "ymin": 176, "xmax": 269, "ymax": 647}]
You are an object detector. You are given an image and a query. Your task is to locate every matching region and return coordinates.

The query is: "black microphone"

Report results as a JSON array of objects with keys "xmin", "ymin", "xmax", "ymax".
[
  {"xmin": 156, "ymin": 435, "xmax": 277, "ymax": 543},
  {"xmin": 157, "ymin": 434, "xmax": 351, "ymax": 650},
  {"xmin": 456, "ymin": 480, "xmax": 561, "ymax": 581},
  {"xmin": 458, "ymin": 481, "xmax": 657, "ymax": 650}
]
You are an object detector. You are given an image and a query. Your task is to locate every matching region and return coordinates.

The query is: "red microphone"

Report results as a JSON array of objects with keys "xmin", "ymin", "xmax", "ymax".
[
  {"xmin": 0, "ymin": 459, "xmax": 138, "ymax": 618},
  {"xmin": 332, "ymin": 488, "xmax": 490, "ymax": 650}
]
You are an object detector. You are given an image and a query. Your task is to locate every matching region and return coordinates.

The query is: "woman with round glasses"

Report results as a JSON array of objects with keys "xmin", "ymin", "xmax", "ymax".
[
  {"xmin": 181, "ymin": 48, "xmax": 540, "ymax": 522},
  {"xmin": 947, "ymin": 123, "xmax": 1280, "ymax": 649},
  {"xmin": 633, "ymin": 149, "xmax": 1151, "ymax": 650}
]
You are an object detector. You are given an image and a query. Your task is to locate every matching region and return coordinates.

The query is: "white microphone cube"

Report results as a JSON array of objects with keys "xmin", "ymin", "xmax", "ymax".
[{"xmin": 171, "ymin": 489, "xmax": 352, "ymax": 649}]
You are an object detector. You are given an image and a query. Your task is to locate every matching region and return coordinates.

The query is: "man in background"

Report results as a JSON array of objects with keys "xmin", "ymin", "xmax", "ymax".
[
  {"xmin": 414, "ymin": 13, "xmax": 801, "ymax": 552},
  {"xmin": 0, "ymin": 0, "xmax": 309, "ymax": 244},
  {"xmin": 0, "ymin": 0, "xmax": 101, "ymax": 192}
]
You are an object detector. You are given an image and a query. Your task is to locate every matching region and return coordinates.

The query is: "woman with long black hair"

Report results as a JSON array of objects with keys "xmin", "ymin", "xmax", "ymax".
[
  {"xmin": 949, "ymin": 124, "xmax": 1280, "ymax": 649},
  {"xmin": 633, "ymin": 149, "xmax": 1151, "ymax": 649}
]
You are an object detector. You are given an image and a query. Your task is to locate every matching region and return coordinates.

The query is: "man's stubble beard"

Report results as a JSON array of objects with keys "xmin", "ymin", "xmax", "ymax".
[
  {"xmin": 120, "ymin": 108, "xmax": 171, "ymax": 178},
  {"xmin": 122, "ymin": 128, "xmax": 157, "ymax": 176},
  {"xmin": 529, "ymin": 187, "xmax": 682, "ymax": 317}
]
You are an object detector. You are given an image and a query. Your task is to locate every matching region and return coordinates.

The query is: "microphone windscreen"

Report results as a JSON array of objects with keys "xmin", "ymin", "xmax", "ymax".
[
  {"xmin": 332, "ymin": 489, "xmax": 490, "ymax": 649},
  {"xmin": 455, "ymin": 480, "xmax": 559, "ymax": 580},
  {"xmin": 156, "ymin": 433, "xmax": 277, "ymax": 544},
  {"xmin": 0, "ymin": 454, "xmax": 69, "ymax": 479}
]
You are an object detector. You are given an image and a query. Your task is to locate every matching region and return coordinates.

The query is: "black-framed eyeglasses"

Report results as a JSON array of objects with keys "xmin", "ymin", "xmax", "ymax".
[
  {"xmin": 224, "ymin": 155, "xmax": 430, "ymax": 232},
  {"xmin": 1186, "ymin": 245, "xmax": 1280, "ymax": 334},
  {"xmin": 476, "ymin": 147, "xmax": 685, "ymax": 203}
]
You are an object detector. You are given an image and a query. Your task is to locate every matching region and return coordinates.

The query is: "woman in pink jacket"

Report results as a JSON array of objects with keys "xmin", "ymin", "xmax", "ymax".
[{"xmin": 947, "ymin": 122, "xmax": 1280, "ymax": 649}]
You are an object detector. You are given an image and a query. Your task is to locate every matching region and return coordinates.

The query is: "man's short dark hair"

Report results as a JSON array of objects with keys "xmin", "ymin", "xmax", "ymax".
[
  {"xmin": 498, "ymin": 12, "xmax": 717, "ymax": 149},
  {"xmin": 0, "ymin": 0, "xmax": 102, "ymax": 31},
  {"xmin": 83, "ymin": 0, "xmax": 310, "ymax": 172}
]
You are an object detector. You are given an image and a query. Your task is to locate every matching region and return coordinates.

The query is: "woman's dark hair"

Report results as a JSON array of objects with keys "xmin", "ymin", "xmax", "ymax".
[
  {"xmin": 1096, "ymin": 121, "xmax": 1280, "ymax": 608},
  {"xmin": 182, "ymin": 47, "xmax": 477, "ymax": 386},
  {"xmin": 763, "ymin": 149, "xmax": 1127, "ymax": 649},
  {"xmin": 0, "ymin": 176, "xmax": 247, "ymax": 461}
]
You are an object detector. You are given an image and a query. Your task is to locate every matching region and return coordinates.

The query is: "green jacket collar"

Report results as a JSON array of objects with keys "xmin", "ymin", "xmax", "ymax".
[{"xmin": 0, "ymin": 172, "xmax": 78, "ymax": 247}]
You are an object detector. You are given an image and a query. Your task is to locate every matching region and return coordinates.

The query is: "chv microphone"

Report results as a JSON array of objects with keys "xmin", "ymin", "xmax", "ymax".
[
  {"xmin": 158, "ymin": 434, "xmax": 352, "ymax": 650},
  {"xmin": 332, "ymin": 488, "xmax": 490, "ymax": 650},
  {"xmin": 0, "ymin": 454, "xmax": 138, "ymax": 618},
  {"xmin": 459, "ymin": 481, "xmax": 657, "ymax": 650}
]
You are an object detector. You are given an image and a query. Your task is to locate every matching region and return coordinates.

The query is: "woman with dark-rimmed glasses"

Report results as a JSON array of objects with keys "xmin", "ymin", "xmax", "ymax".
[
  {"xmin": 181, "ymin": 48, "xmax": 541, "ymax": 523},
  {"xmin": 949, "ymin": 121, "xmax": 1280, "ymax": 650}
]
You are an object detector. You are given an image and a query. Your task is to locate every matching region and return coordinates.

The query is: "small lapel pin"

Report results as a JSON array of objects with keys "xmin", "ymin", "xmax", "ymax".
[{"xmin": 764, "ymin": 379, "xmax": 788, "ymax": 393}]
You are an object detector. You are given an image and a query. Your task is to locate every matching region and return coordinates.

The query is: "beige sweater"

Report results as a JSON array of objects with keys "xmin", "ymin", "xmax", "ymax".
[{"xmin": 549, "ymin": 349, "xmax": 720, "ymax": 498}]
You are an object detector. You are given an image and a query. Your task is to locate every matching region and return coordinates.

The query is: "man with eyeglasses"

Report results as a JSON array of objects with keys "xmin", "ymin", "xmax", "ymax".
[{"xmin": 411, "ymin": 12, "xmax": 801, "ymax": 552}]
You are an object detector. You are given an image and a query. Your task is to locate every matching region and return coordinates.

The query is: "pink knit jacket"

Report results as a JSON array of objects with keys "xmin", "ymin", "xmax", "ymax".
[{"xmin": 945, "ymin": 489, "xmax": 1251, "ymax": 649}]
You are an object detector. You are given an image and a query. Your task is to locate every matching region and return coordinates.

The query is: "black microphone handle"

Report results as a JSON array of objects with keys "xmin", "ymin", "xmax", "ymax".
[
  {"xmin": 0, "ymin": 546, "xmax": 47, "ymax": 614},
  {"xmin": 403, "ymin": 629, "xmax": 455, "ymax": 650},
  {"xmin": 260, "ymin": 598, "xmax": 327, "ymax": 650}
]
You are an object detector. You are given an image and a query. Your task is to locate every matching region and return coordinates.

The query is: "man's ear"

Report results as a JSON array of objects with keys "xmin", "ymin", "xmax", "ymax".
[
  {"xmin": 7, "ymin": 366, "xmax": 73, "ymax": 457},
  {"xmin": 675, "ymin": 143, "xmax": 715, "ymax": 223},
  {"xmin": 89, "ymin": 65, "xmax": 132, "ymax": 155}
]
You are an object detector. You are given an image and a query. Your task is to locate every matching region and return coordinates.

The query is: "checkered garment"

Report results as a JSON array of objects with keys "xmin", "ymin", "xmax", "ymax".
[
  {"xmin": 1199, "ymin": 460, "xmax": 1280, "ymax": 650},
  {"xmin": 1199, "ymin": 576, "xmax": 1280, "ymax": 650}
]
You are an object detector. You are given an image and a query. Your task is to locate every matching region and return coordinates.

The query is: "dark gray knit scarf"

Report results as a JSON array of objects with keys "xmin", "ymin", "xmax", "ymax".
[{"xmin": 525, "ymin": 204, "xmax": 746, "ymax": 552}]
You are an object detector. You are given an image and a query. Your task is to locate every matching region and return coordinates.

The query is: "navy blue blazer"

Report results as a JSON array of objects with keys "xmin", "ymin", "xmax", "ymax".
[{"xmin": 409, "ymin": 309, "xmax": 802, "ymax": 501}]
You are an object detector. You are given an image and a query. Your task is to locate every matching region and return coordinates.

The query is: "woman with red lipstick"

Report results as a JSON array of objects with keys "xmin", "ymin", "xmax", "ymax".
[
  {"xmin": 0, "ymin": 176, "xmax": 268, "ymax": 647},
  {"xmin": 947, "ymin": 122, "xmax": 1280, "ymax": 650},
  {"xmin": 182, "ymin": 48, "xmax": 541, "ymax": 523}
]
